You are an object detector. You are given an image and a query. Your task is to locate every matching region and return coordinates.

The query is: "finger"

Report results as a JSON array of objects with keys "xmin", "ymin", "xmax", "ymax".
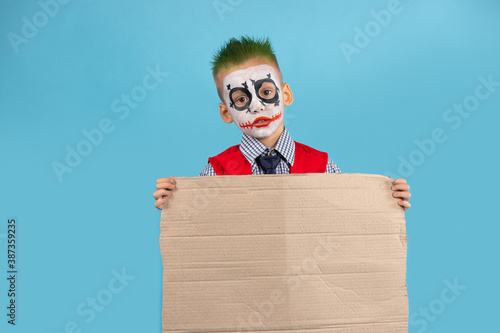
[
  {"xmin": 157, "ymin": 177, "xmax": 172, "ymax": 183},
  {"xmin": 157, "ymin": 177, "xmax": 176, "ymax": 184},
  {"xmin": 154, "ymin": 198, "xmax": 162, "ymax": 209},
  {"xmin": 156, "ymin": 182, "xmax": 175, "ymax": 190},
  {"xmin": 393, "ymin": 178, "xmax": 407, "ymax": 185},
  {"xmin": 391, "ymin": 184, "xmax": 410, "ymax": 191},
  {"xmin": 398, "ymin": 200, "xmax": 411, "ymax": 210},
  {"xmin": 388, "ymin": 177, "xmax": 394, "ymax": 181},
  {"xmin": 393, "ymin": 191, "xmax": 411, "ymax": 200},
  {"xmin": 154, "ymin": 198, "xmax": 167, "ymax": 210},
  {"xmin": 153, "ymin": 189, "xmax": 171, "ymax": 200}
]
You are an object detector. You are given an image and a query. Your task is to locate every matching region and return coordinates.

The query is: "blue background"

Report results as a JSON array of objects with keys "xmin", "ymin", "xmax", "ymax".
[{"xmin": 1, "ymin": 0, "xmax": 499, "ymax": 332}]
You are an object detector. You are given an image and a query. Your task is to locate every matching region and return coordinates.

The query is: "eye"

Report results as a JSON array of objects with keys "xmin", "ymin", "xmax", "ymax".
[
  {"xmin": 258, "ymin": 84, "xmax": 275, "ymax": 99},
  {"xmin": 229, "ymin": 87, "xmax": 252, "ymax": 110},
  {"xmin": 237, "ymin": 96, "xmax": 248, "ymax": 104}
]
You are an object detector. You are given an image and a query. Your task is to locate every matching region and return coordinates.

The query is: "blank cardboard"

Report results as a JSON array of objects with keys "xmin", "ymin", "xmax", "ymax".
[{"xmin": 160, "ymin": 173, "xmax": 408, "ymax": 332}]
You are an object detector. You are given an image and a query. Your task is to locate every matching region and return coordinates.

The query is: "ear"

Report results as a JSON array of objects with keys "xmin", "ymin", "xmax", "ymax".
[
  {"xmin": 282, "ymin": 83, "xmax": 294, "ymax": 106},
  {"xmin": 219, "ymin": 103, "xmax": 233, "ymax": 123}
]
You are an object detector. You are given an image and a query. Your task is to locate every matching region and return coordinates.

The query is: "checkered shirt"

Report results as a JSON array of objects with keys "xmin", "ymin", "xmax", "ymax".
[{"xmin": 199, "ymin": 127, "xmax": 341, "ymax": 176}]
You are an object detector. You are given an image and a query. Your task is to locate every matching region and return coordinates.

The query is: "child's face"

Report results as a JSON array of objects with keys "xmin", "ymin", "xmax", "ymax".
[{"xmin": 219, "ymin": 63, "xmax": 284, "ymax": 139}]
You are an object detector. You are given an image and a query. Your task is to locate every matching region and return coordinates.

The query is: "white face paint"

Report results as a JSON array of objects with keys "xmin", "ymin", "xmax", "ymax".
[{"xmin": 222, "ymin": 65, "xmax": 284, "ymax": 139}]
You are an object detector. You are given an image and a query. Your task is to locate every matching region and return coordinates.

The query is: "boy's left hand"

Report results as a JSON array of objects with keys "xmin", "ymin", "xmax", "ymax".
[{"xmin": 389, "ymin": 178, "xmax": 411, "ymax": 210}]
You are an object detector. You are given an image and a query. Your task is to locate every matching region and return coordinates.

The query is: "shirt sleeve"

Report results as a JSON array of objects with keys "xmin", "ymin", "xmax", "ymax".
[
  {"xmin": 325, "ymin": 158, "xmax": 341, "ymax": 173},
  {"xmin": 199, "ymin": 162, "xmax": 217, "ymax": 176}
]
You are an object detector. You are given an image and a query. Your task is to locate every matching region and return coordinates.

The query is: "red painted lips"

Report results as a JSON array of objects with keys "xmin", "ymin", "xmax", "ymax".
[{"xmin": 239, "ymin": 111, "xmax": 283, "ymax": 130}]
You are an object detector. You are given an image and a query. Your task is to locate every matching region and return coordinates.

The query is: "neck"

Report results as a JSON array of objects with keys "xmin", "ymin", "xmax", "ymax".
[{"xmin": 257, "ymin": 123, "xmax": 284, "ymax": 148}]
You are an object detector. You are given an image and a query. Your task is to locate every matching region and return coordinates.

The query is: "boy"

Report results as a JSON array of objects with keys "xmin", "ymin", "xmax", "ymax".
[{"xmin": 153, "ymin": 36, "xmax": 411, "ymax": 210}]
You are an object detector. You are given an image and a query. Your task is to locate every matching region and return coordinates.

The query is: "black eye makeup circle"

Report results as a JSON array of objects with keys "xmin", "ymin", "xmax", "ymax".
[
  {"xmin": 229, "ymin": 86, "xmax": 252, "ymax": 111},
  {"xmin": 253, "ymin": 76, "xmax": 280, "ymax": 105}
]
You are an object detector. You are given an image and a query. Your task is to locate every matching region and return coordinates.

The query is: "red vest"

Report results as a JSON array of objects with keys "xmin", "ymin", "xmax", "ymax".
[{"xmin": 208, "ymin": 141, "xmax": 328, "ymax": 175}]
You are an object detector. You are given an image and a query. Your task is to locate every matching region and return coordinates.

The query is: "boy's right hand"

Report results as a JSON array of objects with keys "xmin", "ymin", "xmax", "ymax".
[{"xmin": 153, "ymin": 177, "xmax": 176, "ymax": 210}]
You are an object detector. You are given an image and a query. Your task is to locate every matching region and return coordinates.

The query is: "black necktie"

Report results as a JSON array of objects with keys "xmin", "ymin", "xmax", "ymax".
[{"xmin": 256, "ymin": 151, "xmax": 281, "ymax": 174}]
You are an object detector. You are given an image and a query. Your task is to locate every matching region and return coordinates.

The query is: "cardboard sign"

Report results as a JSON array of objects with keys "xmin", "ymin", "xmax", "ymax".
[{"xmin": 160, "ymin": 173, "xmax": 408, "ymax": 332}]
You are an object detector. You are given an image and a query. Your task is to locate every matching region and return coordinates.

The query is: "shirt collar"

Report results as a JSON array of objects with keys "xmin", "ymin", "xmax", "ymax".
[{"xmin": 239, "ymin": 127, "xmax": 295, "ymax": 166}]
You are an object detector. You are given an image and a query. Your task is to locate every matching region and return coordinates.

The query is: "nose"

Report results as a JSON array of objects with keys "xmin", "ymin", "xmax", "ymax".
[{"xmin": 248, "ymin": 99, "xmax": 265, "ymax": 113}]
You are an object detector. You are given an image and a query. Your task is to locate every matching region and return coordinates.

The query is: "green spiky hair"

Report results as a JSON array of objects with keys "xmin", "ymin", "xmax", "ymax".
[{"xmin": 211, "ymin": 36, "xmax": 280, "ymax": 77}]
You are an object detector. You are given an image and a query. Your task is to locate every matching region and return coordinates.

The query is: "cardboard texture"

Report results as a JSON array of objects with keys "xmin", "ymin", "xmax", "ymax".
[{"xmin": 160, "ymin": 173, "xmax": 408, "ymax": 332}]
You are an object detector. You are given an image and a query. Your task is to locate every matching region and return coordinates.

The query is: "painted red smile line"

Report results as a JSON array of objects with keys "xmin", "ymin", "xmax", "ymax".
[{"xmin": 238, "ymin": 112, "xmax": 283, "ymax": 129}]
